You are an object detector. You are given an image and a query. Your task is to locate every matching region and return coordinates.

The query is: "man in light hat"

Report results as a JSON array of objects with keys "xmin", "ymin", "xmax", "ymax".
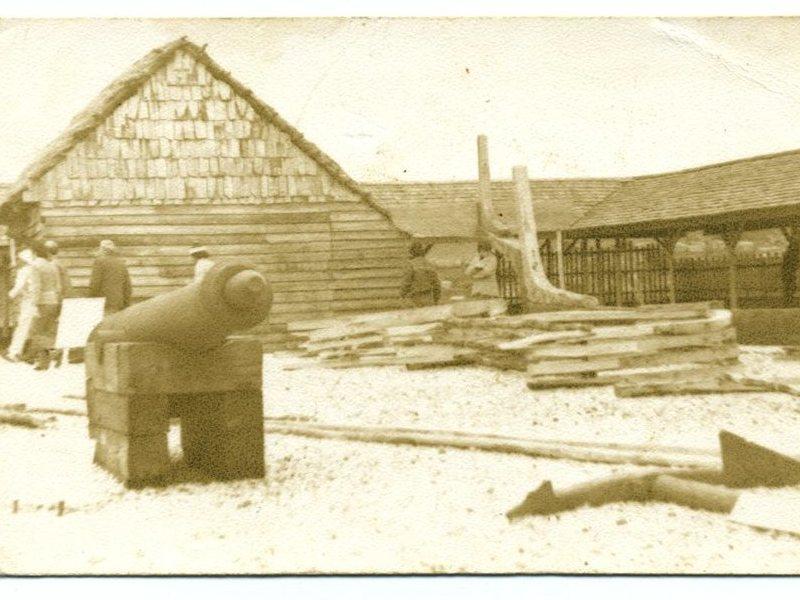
[
  {"xmin": 89, "ymin": 239, "xmax": 132, "ymax": 314},
  {"xmin": 189, "ymin": 244, "xmax": 215, "ymax": 283}
]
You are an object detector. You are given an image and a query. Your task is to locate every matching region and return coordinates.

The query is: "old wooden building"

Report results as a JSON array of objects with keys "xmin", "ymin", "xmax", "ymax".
[{"xmin": 0, "ymin": 38, "xmax": 411, "ymax": 332}]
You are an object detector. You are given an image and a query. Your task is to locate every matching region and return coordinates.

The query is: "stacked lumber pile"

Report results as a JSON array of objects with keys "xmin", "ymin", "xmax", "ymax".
[
  {"xmin": 417, "ymin": 301, "xmax": 743, "ymax": 395},
  {"xmin": 290, "ymin": 300, "xmax": 747, "ymax": 396},
  {"xmin": 288, "ymin": 298, "xmax": 507, "ymax": 369},
  {"xmin": 497, "ymin": 302, "xmax": 741, "ymax": 394}
]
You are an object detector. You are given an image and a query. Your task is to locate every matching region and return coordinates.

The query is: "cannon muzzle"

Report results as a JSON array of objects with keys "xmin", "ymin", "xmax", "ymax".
[{"xmin": 91, "ymin": 261, "xmax": 272, "ymax": 351}]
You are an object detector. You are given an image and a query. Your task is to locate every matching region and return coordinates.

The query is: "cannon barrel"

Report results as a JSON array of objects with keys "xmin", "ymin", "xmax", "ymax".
[{"xmin": 91, "ymin": 261, "xmax": 272, "ymax": 351}]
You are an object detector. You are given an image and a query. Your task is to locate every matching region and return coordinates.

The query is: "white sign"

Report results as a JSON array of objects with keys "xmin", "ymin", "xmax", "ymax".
[{"xmin": 54, "ymin": 298, "xmax": 106, "ymax": 349}]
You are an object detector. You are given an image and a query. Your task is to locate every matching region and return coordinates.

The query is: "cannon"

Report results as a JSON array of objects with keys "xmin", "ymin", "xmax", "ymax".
[{"xmin": 85, "ymin": 262, "xmax": 272, "ymax": 487}]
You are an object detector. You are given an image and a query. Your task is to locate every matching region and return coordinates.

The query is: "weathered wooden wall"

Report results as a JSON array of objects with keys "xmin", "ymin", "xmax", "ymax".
[{"xmin": 21, "ymin": 49, "xmax": 408, "ymax": 328}]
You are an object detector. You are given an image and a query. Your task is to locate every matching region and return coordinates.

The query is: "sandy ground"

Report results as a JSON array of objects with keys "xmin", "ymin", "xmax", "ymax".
[{"xmin": 2, "ymin": 349, "xmax": 800, "ymax": 574}]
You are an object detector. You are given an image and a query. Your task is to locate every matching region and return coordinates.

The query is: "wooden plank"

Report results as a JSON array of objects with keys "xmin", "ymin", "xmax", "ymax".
[
  {"xmin": 52, "ymin": 233, "xmax": 333, "ymax": 247},
  {"xmin": 526, "ymin": 365, "xmax": 728, "ymax": 390},
  {"xmin": 303, "ymin": 334, "xmax": 385, "ymax": 353},
  {"xmin": 619, "ymin": 344, "xmax": 740, "ymax": 369},
  {"xmin": 55, "ymin": 240, "xmax": 407, "ymax": 256},
  {"xmin": 295, "ymin": 299, "xmax": 505, "ymax": 335},
  {"xmin": 614, "ymin": 379, "xmax": 763, "ymax": 397},
  {"xmin": 527, "ymin": 340, "xmax": 641, "ymax": 359},
  {"xmin": 495, "ymin": 329, "xmax": 590, "ymax": 351},
  {"xmin": 42, "ymin": 202, "xmax": 374, "ymax": 217},
  {"xmin": 527, "ymin": 356, "xmax": 622, "ymax": 376},
  {"xmin": 44, "ymin": 211, "xmax": 331, "ymax": 226},
  {"xmin": 330, "ymin": 221, "xmax": 395, "ymax": 231},
  {"xmin": 329, "ymin": 230, "xmax": 406, "ymax": 240},
  {"xmin": 47, "ymin": 223, "xmax": 333, "ymax": 236},
  {"xmin": 329, "ymin": 212, "xmax": 387, "ymax": 222}
]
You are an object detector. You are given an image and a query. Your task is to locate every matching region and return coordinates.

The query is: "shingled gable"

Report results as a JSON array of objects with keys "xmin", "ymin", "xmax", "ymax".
[{"xmin": 0, "ymin": 36, "xmax": 403, "ymax": 229}]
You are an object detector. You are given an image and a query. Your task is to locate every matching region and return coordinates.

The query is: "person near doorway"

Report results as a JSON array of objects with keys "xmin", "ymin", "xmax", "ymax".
[
  {"xmin": 5, "ymin": 248, "xmax": 38, "ymax": 362},
  {"xmin": 89, "ymin": 239, "xmax": 132, "ymax": 315},
  {"xmin": 189, "ymin": 244, "xmax": 215, "ymax": 283},
  {"xmin": 29, "ymin": 240, "xmax": 62, "ymax": 370},
  {"xmin": 399, "ymin": 241, "xmax": 441, "ymax": 308},
  {"xmin": 44, "ymin": 239, "xmax": 73, "ymax": 367},
  {"xmin": 465, "ymin": 240, "xmax": 500, "ymax": 298}
]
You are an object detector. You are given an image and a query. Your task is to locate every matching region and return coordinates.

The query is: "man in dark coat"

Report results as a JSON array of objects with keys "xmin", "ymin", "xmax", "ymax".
[
  {"xmin": 89, "ymin": 240, "xmax": 132, "ymax": 314},
  {"xmin": 399, "ymin": 241, "xmax": 441, "ymax": 308}
]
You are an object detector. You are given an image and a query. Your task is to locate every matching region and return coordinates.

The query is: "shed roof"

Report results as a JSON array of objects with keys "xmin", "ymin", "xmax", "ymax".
[
  {"xmin": 570, "ymin": 148, "xmax": 800, "ymax": 237},
  {"xmin": 0, "ymin": 37, "xmax": 401, "ymax": 228},
  {"xmin": 363, "ymin": 178, "xmax": 624, "ymax": 238}
]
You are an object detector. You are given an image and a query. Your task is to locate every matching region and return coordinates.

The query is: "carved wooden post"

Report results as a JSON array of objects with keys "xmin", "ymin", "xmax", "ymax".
[
  {"xmin": 511, "ymin": 166, "xmax": 597, "ymax": 309},
  {"xmin": 721, "ymin": 231, "xmax": 742, "ymax": 309}
]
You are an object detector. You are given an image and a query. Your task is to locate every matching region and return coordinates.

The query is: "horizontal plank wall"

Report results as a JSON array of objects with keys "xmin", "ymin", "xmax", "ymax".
[{"xmin": 25, "ymin": 47, "xmax": 409, "ymax": 330}]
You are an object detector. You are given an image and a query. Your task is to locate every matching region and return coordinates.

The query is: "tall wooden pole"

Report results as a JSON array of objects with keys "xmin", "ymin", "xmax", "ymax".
[
  {"xmin": 722, "ymin": 231, "xmax": 742, "ymax": 309},
  {"xmin": 477, "ymin": 134, "xmax": 493, "ymax": 234}
]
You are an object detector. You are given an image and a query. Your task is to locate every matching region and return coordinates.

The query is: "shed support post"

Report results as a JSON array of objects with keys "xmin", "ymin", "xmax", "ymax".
[
  {"xmin": 781, "ymin": 226, "xmax": 800, "ymax": 308},
  {"xmin": 721, "ymin": 231, "xmax": 742, "ymax": 309},
  {"xmin": 555, "ymin": 230, "xmax": 566, "ymax": 289},
  {"xmin": 614, "ymin": 238, "xmax": 625, "ymax": 306},
  {"xmin": 656, "ymin": 235, "xmax": 679, "ymax": 304}
]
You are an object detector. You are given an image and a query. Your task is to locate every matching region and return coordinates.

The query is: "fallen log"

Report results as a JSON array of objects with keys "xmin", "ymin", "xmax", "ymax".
[
  {"xmin": 264, "ymin": 420, "xmax": 720, "ymax": 469},
  {"xmin": 507, "ymin": 430, "xmax": 800, "ymax": 521},
  {"xmin": 614, "ymin": 378, "xmax": 765, "ymax": 398},
  {"xmin": 651, "ymin": 474, "xmax": 739, "ymax": 513}
]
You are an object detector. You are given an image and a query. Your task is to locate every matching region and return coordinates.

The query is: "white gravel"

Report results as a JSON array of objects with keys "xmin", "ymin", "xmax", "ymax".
[{"xmin": 1, "ymin": 348, "xmax": 800, "ymax": 574}]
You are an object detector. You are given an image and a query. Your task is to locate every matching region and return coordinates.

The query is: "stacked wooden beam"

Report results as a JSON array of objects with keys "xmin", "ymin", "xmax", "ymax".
[
  {"xmin": 290, "ymin": 300, "xmax": 745, "ymax": 396},
  {"xmin": 509, "ymin": 303, "xmax": 741, "ymax": 393},
  {"xmin": 424, "ymin": 301, "xmax": 744, "ymax": 394},
  {"xmin": 288, "ymin": 299, "xmax": 507, "ymax": 369}
]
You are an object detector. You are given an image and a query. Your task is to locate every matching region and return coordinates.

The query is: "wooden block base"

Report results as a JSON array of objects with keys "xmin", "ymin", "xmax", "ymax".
[{"xmin": 86, "ymin": 339, "xmax": 266, "ymax": 487}]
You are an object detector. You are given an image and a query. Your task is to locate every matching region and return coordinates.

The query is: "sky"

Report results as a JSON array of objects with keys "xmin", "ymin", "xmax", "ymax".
[{"xmin": 2, "ymin": 17, "xmax": 800, "ymax": 184}]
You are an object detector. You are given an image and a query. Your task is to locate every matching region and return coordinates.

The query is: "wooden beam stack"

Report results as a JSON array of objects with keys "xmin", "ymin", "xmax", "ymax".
[
  {"xmin": 289, "ymin": 299, "xmax": 507, "ymax": 369},
  {"xmin": 289, "ymin": 300, "xmax": 745, "ymax": 396}
]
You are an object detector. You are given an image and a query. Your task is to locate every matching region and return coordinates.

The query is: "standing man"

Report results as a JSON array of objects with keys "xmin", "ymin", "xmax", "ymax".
[
  {"xmin": 45, "ymin": 240, "xmax": 72, "ymax": 366},
  {"xmin": 89, "ymin": 239, "xmax": 132, "ymax": 315},
  {"xmin": 29, "ymin": 240, "xmax": 62, "ymax": 370},
  {"xmin": 189, "ymin": 244, "xmax": 215, "ymax": 283},
  {"xmin": 399, "ymin": 241, "xmax": 441, "ymax": 308},
  {"xmin": 45, "ymin": 240, "xmax": 73, "ymax": 300},
  {"xmin": 5, "ymin": 247, "xmax": 38, "ymax": 362}
]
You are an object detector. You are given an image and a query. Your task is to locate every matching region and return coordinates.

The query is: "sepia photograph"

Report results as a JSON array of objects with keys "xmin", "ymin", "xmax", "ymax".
[{"xmin": 3, "ymin": 11, "xmax": 800, "ymax": 578}]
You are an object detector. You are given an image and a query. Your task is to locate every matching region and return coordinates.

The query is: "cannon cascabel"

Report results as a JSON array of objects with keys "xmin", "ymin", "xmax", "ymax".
[{"xmin": 90, "ymin": 262, "xmax": 272, "ymax": 351}]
